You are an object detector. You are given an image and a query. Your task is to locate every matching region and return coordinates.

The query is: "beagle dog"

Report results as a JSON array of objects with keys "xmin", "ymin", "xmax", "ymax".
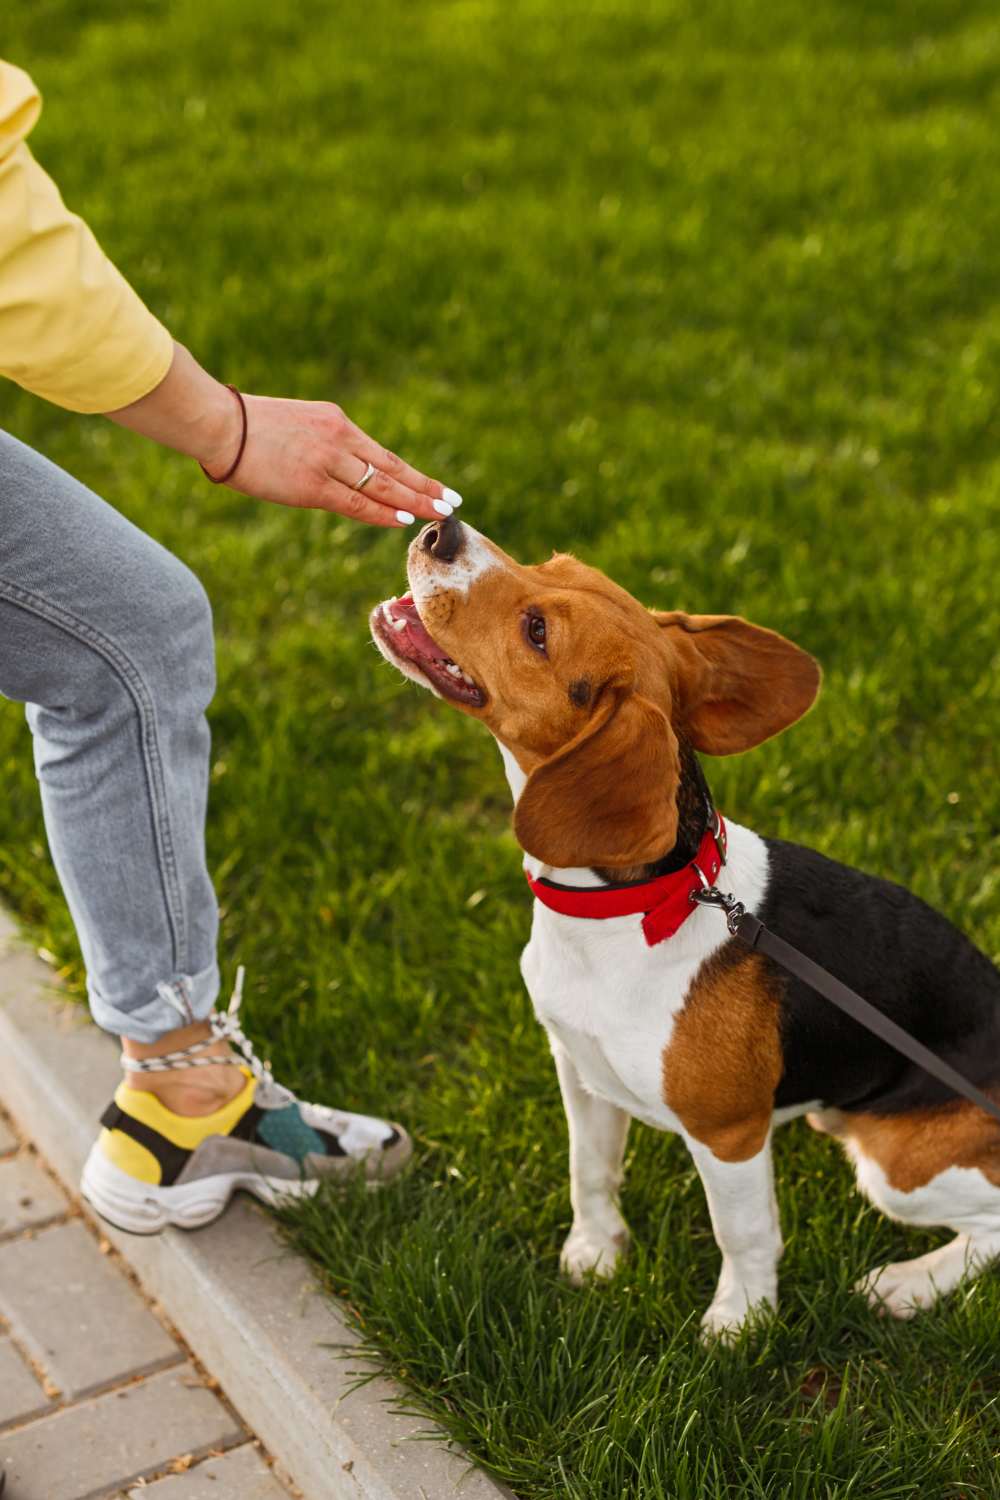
[{"xmin": 371, "ymin": 517, "xmax": 1000, "ymax": 1336}]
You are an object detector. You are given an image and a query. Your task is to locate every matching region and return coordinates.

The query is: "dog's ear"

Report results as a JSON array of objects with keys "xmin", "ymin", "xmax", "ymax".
[
  {"xmin": 513, "ymin": 688, "xmax": 680, "ymax": 869},
  {"xmin": 656, "ymin": 612, "xmax": 821, "ymax": 756}
]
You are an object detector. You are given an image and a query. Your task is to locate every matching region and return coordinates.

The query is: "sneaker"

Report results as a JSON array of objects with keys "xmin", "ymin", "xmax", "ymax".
[{"xmin": 80, "ymin": 971, "xmax": 412, "ymax": 1234}]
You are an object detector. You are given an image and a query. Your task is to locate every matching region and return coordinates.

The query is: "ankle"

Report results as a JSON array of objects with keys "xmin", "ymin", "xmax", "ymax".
[
  {"xmin": 121, "ymin": 1021, "xmax": 249, "ymax": 1117},
  {"xmin": 124, "ymin": 1061, "xmax": 248, "ymax": 1117}
]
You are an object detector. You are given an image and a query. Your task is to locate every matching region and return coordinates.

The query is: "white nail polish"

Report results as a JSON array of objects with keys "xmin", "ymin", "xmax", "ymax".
[
  {"xmin": 443, "ymin": 487, "xmax": 463, "ymax": 508},
  {"xmin": 432, "ymin": 499, "xmax": 454, "ymax": 517},
  {"xmin": 395, "ymin": 510, "xmax": 415, "ymax": 525}
]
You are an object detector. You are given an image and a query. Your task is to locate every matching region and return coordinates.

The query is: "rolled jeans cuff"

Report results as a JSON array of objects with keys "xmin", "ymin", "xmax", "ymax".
[{"xmin": 87, "ymin": 958, "xmax": 221, "ymax": 1043}]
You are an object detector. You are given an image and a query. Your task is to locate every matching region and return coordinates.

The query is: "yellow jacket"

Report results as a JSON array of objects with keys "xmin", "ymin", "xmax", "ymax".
[{"xmin": 0, "ymin": 60, "xmax": 173, "ymax": 413}]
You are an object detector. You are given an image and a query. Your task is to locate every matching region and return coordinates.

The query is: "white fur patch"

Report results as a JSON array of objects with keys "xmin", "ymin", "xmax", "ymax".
[
  {"xmin": 517, "ymin": 805, "xmax": 772, "ymax": 1132},
  {"xmin": 848, "ymin": 1147, "xmax": 1000, "ymax": 1234},
  {"xmin": 408, "ymin": 523, "xmax": 503, "ymax": 609},
  {"xmin": 498, "ymin": 743, "xmax": 528, "ymax": 802}
]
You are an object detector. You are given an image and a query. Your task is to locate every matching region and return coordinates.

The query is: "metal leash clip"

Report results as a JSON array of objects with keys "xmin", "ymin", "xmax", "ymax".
[{"xmin": 689, "ymin": 863, "xmax": 746, "ymax": 936}]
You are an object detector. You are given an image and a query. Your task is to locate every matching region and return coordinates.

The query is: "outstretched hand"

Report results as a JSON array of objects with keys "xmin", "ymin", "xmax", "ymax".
[
  {"xmin": 203, "ymin": 392, "xmax": 460, "ymax": 527},
  {"xmin": 107, "ymin": 342, "xmax": 462, "ymax": 527}
]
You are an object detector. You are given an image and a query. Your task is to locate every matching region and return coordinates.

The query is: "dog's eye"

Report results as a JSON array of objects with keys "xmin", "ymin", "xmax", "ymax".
[{"xmin": 525, "ymin": 613, "xmax": 547, "ymax": 652}]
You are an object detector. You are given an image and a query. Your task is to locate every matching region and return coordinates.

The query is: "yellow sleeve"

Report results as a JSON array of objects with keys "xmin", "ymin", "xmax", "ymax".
[{"xmin": 0, "ymin": 60, "xmax": 174, "ymax": 414}]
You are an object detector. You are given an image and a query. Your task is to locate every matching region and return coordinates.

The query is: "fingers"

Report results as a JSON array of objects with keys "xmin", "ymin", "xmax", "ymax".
[
  {"xmin": 317, "ymin": 477, "xmax": 415, "ymax": 528},
  {"xmin": 342, "ymin": 455, "xmax": 454, "ymax": 524},
  {"xmin": 345, "ymin": 423, "xmax": 463, "ymax": 515}
]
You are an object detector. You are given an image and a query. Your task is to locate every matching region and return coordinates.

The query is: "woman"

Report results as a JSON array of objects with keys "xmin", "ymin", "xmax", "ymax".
[{"xmin": 0, "ymin": 59, "xmax": 455, "ymax": 1231}]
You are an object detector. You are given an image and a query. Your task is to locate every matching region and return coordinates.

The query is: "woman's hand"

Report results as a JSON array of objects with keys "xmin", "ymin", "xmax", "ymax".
[{"xmin": 107, "ymin": 342, "xmax": 461, "ymax": 526}]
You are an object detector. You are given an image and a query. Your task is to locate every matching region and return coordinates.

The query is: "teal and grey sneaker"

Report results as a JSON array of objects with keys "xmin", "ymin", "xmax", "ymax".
[{"xmin": 80, "ymin": 970, "xmax": 411, "ymax": 1234}]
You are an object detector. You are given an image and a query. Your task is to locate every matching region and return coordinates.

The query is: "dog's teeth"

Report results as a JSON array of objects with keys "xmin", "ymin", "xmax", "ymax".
[
  {"xmin": 461, "ymin": 671, "xmax": 474, "ymax": 685},
  {"xmin": 446, "ymin": 663, "xmax": 462, "ymax": 677},
  {"xmin": 392, "ymin": 616, "xmax": 407, "ymax": 632},
  {"xmin": 386, "ymin": 596, "xmax": 397, "ymax": 607}
]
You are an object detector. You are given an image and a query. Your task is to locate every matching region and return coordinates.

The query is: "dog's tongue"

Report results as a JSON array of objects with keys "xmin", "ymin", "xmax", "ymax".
[{"xmin": 392, "ymin": 594, "xmax": 444, "ymax": 658}]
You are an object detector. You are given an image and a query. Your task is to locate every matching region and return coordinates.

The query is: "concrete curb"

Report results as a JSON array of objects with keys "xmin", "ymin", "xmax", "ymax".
[{"xmin": 0, "ymin": 908, "xmax": 514, "ymax": 1500}]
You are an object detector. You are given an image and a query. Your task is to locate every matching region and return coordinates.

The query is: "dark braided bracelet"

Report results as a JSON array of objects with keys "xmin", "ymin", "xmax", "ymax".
[{"xmin": 199, "ymin": 384, "xmax": 248, "ymax": 484}]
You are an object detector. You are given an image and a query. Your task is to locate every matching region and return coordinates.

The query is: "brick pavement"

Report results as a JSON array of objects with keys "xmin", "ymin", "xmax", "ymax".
[{"xmin": 0, "ymin": 1107, "xmax": 297, "ymax": 1500}]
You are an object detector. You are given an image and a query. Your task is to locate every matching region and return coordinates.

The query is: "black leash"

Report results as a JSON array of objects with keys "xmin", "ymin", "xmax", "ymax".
[{"xmin": 692, "ymin": 884, "xmax": 1000, "ymax": 1129}]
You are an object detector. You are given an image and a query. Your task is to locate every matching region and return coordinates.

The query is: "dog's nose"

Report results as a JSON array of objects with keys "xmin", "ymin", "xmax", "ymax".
[{"xmin": 420, "ymin": 513, "xmax": 463, "ymax": 563}]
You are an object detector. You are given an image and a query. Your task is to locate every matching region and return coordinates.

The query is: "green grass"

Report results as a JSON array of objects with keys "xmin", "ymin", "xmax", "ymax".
[{"xmin": 5, "ymin": 1, "xmax": 1000, "ymax": 1495}]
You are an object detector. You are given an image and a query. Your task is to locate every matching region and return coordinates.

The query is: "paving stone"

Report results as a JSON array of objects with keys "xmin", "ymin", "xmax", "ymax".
[
  {"xmin": 0, "ymin": 1153, "xmax": 65, "ymax": 1237},
  {"xmin": 0, "ymin": 1116, "xmax": 17, "ymax": 1155},
  {"xmin": 0, "ymin": 909, "xmax": 512, "ymax": 1500},
  {"xmin": 0, "ymin": 1363, "xmax": 243, "ymax": 1500},
  {"xmin": 0, "ymin": 1337, "xmax": 50, "ymax": 1430},
  {"xmin": 124, "ymin": 1441, "xmax": 291, "ymax": 1498},
  {"xmin": 0, "ymin": 1220, "xmax": 180, "ymax": 1399}
]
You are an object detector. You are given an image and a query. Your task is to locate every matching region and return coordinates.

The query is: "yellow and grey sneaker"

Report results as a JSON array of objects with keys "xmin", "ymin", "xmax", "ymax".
[{"xmin": 81, "ymin": 970, "xmax": 411, "ymax": 1234}]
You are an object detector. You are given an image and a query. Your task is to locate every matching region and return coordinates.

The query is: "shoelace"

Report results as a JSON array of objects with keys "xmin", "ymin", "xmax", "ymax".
[{"xmin": 121, "ymin": 966, "xmax": 274, "ymax": 1085}]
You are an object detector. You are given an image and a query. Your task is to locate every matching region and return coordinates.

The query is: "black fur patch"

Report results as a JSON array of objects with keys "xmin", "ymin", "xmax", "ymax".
[
  {"xmin": 760, "ymin": 838, "xmax": 1000, "ymax": 1116},
  {"xmin": 569, "ymin": 678, "xmax": 592, "ymax": 707}
]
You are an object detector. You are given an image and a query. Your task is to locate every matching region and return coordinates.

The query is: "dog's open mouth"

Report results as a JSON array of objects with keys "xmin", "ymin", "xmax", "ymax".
[{"xmin": 373, "ymin": 593, "xmax": 486, "ymax": 707}]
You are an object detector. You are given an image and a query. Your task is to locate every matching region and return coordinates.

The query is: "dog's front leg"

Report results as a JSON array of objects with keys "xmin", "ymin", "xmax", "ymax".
[
  {"xmin": 686, "ymin": 1133, "xmax": 783, "ymax": 1340},
  {"xmin": 550, "ymin": 1038, "xmax": 631, "ymax": 1282}
]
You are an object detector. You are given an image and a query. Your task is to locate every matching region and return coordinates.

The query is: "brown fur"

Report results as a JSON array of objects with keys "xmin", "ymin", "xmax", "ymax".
[
  {"xmin": 409, "ymin": 541, "xmax": 820, "ymax": 870},
  {"xmin": 656, "ymin": 612, "xmax": 821, "ymax": 757},
  {"xmin": 513, "ymin": 688, "xmax": 681, "ymax": 869},
  {"xmin": 809, "ymin": 1103, "xmax": 1000, "ymax": 1193},
  {"xmin": 663, "ymin": 945, "xmax": 784, "ymax": 1162}
]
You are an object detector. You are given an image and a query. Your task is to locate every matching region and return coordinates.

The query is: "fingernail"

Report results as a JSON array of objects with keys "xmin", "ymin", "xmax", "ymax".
[
  {"xmin": 395, "ymin": 510, "xmax": 415, "ymax": 525},
  {"xmin": 442, "ymin": 487, "xmax": 463, "ymax": 508},
  {"xmin": 433, "ymin": 498, "xmax": 454, "ymax": 517}
]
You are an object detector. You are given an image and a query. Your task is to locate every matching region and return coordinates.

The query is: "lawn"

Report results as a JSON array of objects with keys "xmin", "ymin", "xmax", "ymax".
[{"xmin": 4, "ymin": 1, "xmax": 1000, "ymax": 1495}]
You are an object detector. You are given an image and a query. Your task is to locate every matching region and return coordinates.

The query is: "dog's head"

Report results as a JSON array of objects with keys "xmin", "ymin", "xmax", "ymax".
[{"xmin": 371, "ymin": 518, "xmax": 820, "ymax": 869}]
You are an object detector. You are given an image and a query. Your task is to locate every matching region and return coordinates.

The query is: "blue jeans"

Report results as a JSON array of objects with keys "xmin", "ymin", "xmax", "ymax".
[{"xmin": 0, "ymin": 431, "xmax": 220, "ymax": 1041}]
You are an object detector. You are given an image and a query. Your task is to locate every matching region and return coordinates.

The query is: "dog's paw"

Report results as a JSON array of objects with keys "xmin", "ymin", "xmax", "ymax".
[
  {"xmin": 560, "ymin": 1222, "xmax": 628, "ymax": 1285},
  {"xmin": 700, "ymin": 1286, "xmax": 776, "ymax": 1344},
  {"xmin": 855, "ymin": 1261, "xmax": 938, "ymax": 1319}
]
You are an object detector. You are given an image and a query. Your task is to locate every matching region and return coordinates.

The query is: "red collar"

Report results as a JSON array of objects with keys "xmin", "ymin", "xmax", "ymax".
[{"xmin": 524, "ymin": 813, "xmax": 728, "ymax": 948}]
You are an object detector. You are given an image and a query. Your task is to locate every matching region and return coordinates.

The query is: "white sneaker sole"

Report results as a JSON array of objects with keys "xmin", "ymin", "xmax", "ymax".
[{"xmin": 80, "ymin": 1143, "xmax": 320, "ymax": 1235}]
